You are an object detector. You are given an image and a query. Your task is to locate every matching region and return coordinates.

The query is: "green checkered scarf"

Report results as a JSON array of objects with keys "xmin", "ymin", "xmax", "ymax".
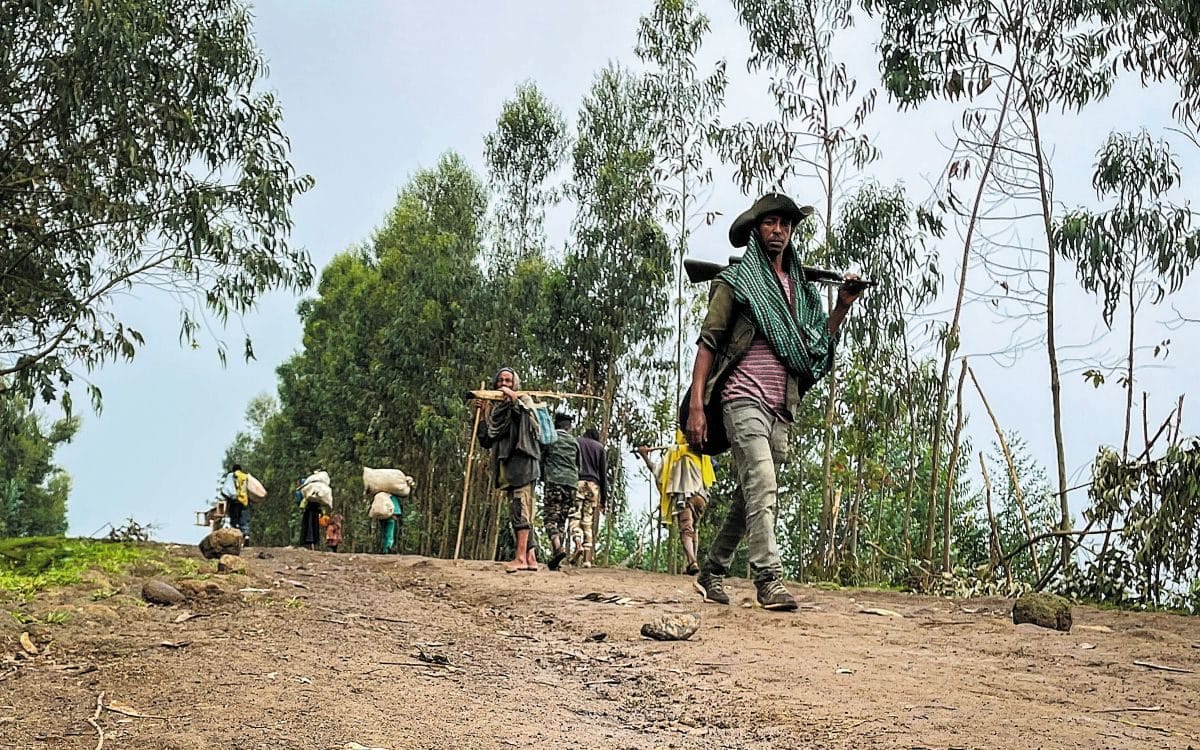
[{"xmin": 717, "ymin": 233, "xmax": 836, "ymax": 383}]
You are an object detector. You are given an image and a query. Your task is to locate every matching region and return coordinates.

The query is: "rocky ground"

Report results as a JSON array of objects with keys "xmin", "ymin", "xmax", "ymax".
[{"xmin": 3, "ymin": 545, "xmax": 1199, "ymax": 749}]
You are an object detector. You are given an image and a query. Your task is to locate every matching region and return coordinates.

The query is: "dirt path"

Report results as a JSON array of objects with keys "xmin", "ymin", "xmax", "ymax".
[{"xmin": 4, "ymin": 546, "xmax": 1200, "ymax": 749}]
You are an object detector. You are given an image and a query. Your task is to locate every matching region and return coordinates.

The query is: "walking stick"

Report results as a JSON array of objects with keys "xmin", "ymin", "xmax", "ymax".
[{"xmin": 453, "ymin": 391, "xmax": 485, "ymax": 560}]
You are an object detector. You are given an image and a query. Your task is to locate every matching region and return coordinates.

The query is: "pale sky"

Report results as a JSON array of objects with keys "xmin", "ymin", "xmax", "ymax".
[{"xmin": 54, "ymin": 1, "xmax": 1198, "ymax": 544}]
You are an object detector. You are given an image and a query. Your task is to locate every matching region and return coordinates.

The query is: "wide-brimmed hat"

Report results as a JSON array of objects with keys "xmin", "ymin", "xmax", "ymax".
[{"xmin": 728, "ymin": 193, "xmax": 814, "ymax": 247}]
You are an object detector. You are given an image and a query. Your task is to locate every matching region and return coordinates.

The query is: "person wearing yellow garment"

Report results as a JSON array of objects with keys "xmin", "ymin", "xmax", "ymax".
[
  {"xmin": 224, "ymin": 464, "xmax": 251, "ymax": 543},
  {"xmin": 637, "ymin": 431, "xmax": 715, "ymax": 575}
]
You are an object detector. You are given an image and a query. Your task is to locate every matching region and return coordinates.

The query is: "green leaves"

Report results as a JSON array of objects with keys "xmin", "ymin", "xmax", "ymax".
[
  {"xmin": 0, "ymin": 387, "xmax": 77, "ymax": 538},
  {"xmin": 1078, "ymin": 440, "xmax": 1200, "ymax": 611},
  {"xmin": 1056, "ymin": 131, "xmax": 1199, "ymax": 328},
  {"xmin": 0, "ymin": 0, "xmax": 314, "ymax": 408},
  {"xmin": 484, "ymin": 82, "xmax": 569, "ymax": 266}
]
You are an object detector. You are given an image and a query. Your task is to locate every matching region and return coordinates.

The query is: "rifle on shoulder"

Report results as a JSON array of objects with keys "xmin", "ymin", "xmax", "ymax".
[{"xmin": 684, "ymin": 256, "xmax": 874, "ymax": 293}]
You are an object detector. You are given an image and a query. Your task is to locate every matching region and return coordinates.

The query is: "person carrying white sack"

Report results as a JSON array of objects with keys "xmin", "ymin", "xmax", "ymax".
[
  {"xmin": 298, "ymin": 470, "xmax": 332, "ymax": 550},
  {"xmin": 221, "ymin": 464, "xmax": 251, "ymax": 543},
  {"xmin": 364, "ymin": 467, "xmax": 413, "ymax": 554}
]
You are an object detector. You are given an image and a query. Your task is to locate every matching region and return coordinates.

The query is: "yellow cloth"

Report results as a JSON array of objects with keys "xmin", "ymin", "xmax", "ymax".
[
  {"xmin": 657, "ymin": 430, "xmax": 714, "ymax": 525},
  {"xmin": 233, "ymin": 470, "xmax": 249, "ymax": 506}
]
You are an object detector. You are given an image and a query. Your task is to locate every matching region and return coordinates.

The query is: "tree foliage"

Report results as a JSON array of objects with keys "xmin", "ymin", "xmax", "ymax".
[
  {"xmin": 0, "ymin": 388, "xmax": 78, "ymax": 537},
  {"xmin": 0, "ymin": 0, "xmax": 313, "ymax": 411},
  {"xmin": 483, "ymin": 82, "xmax": 569, "ymax": 265}
]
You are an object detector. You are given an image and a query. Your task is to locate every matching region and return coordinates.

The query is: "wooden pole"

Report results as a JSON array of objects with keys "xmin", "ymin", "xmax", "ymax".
[
  {"xmin": 967, "ymin": 365, "xmax": 1042, "ymax": 579},
  {"xmin": 453, "ymin": 397, "xmax": 484, "ymax": 561}
]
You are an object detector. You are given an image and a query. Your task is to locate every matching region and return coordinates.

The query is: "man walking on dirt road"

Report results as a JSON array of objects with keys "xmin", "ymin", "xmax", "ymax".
[{"xmin": 685, "ymin": 193, "xmax": 863, "ymax": 611}]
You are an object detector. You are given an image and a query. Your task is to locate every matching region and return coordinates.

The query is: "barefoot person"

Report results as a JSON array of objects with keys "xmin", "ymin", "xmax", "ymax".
[
  {"xmin": 687, "ymin": 193, "xmax": 863, "ymax": 611},
  {"xmin": 638, "ymin": 429, "xmax": 714, "ymax": 575},
  {"xmin": 478, "ymin": 367, "xmax": 542, "ymax": 573}
]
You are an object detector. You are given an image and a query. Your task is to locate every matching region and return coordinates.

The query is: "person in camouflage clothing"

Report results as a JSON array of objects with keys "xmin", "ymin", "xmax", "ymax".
[{"xmin": 540, "ymin": 412, "xmax": 579, "ymax": 571}]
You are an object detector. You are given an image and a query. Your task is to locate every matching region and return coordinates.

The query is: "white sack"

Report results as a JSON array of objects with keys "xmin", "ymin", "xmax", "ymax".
[
  {"xmin": 245, "ymin": 474, "xmax": 267, "ymax": 502},
  {"xmin": 368, "ymin": 492, "xmax": 396, "ymax": 520},
  {"xmin": 304, "ymin": 470, "xmax": 331, "ymax": 487},
  {"xmin": 362, "ymin": 467, "xmax": 412, "ymax": 497},
  {"xmin": 302, "ymin": 480, "xmax": 333, "ymax": 508}
]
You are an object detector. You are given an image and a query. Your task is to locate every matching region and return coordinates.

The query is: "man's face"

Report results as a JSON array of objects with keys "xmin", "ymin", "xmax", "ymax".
[
  {"xmin": 758, "ymin": 213, "xmax": 794, "ymax": 256},
  {"xmin": 496, "ymin": 370, "xmax": 516, "ymax": 389}
]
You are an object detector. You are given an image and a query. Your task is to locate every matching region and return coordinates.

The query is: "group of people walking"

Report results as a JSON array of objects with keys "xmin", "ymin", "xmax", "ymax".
[
  {"xmin": 216, "ymin": 193, "xmax": 863, "ymax": 616},
  {"xmin": 477, "ymin": 367, "xmax": 609, "ymax": 574},
  {"xmin": 478, "ymin": 192, "xmax": 864, "ymax": 613}
]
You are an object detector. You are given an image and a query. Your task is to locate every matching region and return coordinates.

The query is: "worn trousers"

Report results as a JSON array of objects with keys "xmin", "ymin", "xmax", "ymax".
[
  {"xmin": 703, "ymin": 399, "xmax": 789, "ymax": 582},
  {"xmin": 570, "ymin": 480, "xmax": 600, "ymax": 550}
]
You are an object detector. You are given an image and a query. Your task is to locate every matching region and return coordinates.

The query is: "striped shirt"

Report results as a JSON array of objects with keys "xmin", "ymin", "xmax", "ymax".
[{"xmin": 721, "ymin": 272, "xmax": 793, "ymax": 421}]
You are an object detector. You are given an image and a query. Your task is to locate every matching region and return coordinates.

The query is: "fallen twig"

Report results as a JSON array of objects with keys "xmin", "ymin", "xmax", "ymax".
[
  {"xmin": 1116, "ymin": 717, "xmax": 1172, "ymax": 734},
  {"xmin": 105, "ymin": 700, "xmax": 168, "ymax": 720},
  {"xmin": 919, "ymin": 620, "xmax": 975, "ymax": 627},
  {"xmin": 557, "ymin": 649, "xmax": 611, "ymax": 663},
  {"xmin": 311, "ymin": 605, "xmax": 412, "ymax": 625},
  {"xmin": 88, "ymin": 691, "xmax": 106, "ymax": 750},
  {"xmin": 1133, "ymin": 660, "xmax": 1193, "ymax": 674},
  {"xmin": 694, "ymin": 658, "xmax": 760, "ymax": 667},
  {"xmin": 585, "ymin": 678, "xmax": 620, "ymax": 686},
  {"xmin": 859, "ymin": 607, "xmax": 903, "ymax": 618},
  {"xmin": 1093, "ymin": 706, "xmax": 1164, "ymax": 714}
]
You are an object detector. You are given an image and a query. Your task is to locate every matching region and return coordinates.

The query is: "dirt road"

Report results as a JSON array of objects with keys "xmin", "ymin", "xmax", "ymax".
[{"xmin": 4, "ymin": 546, "xmax": 1199, "ymax": 749}]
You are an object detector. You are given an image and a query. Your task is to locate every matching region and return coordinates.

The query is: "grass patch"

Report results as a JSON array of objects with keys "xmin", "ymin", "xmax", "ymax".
[{"xmin": 0, "ymin": 536, "xmax": 176, "ymax": 598}]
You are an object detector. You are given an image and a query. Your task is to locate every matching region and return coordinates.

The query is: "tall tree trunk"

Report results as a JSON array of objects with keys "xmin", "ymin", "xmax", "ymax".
[
  {"xmin": 924, "ymin": 73, "xmax": 1015, "ymax": 577},
  {"xmin": 978, "ymin": 451, "xmax": 1008, "ymax": 588},
  {"xmin": 597, "ymin": 355, "xmax": 619, "ymax": 566},
  {"xmin": 901, "ymin": 336, "xmax": 918, "ymax": 565},
  {"xmin": 1122, "ymin": 259, "xmax": 1137, "ymax": 459},
  {"xmin": 1019, "ymin": 66, "xmax": 1072, "ymax": 571},
  {"xmin": 941, "ymin": 361, "xmax": 968, "ymax": 573}
]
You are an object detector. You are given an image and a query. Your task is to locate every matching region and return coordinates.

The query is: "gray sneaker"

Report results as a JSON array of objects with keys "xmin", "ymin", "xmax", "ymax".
[
  {"xmin": 755, "ymin": 577, "xmax": 798, "ymax": 611},
  {"xmin": 693, "ymin": 572, "xmax": 730, "ymax": 605}
]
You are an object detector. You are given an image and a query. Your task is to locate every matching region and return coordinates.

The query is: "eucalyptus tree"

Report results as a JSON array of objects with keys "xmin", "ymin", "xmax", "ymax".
[
  {"xmin": 0, "ymin": 0, "xmax": 314, "ymax": 412},
  {"xmin": 1057, "ymin": 132, "xmax": 1200, "ymax": 459},
  {"xmin": 0, "ymin": 387, "xmax": 78, "ymax": 537},
  {"xmin": 1100, "ymin": 3, "xmax": 1200, "ymax": 130},
  {"xmin": 229, "ymin": 153, "xmax": 495, "ymax": 554},
  {"xmin": 483, "ymin": 82, "xmax": 570, "ymax": 266},
  {"xmin": 561, "ymin": 63, "xmax": 673, "ymax": 558},
  {"xmin": 635, "ymin": 0, "xmax": 727, "ymax": 405},
  {"xmin": 830, "ymin": 185, "xmax": 942, "ymax": 569},
  {"xmin": 1080, "ymin": 439, "xmax": 1200, "ymax": 612},
  {"xmin": 864, "ymin": 0, "xmax": 1130, "ymax": 569}
]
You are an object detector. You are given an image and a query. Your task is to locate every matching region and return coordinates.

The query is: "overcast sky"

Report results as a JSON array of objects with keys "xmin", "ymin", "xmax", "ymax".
[{"xmin": 54, "ymin": 1, "xmax": 1198, "ymax": 543}]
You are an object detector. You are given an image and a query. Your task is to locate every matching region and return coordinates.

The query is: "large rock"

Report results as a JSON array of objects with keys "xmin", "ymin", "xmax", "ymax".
[
  {"xmin": 176, "ymin": 579, "xmax": 230, "ymax": 600},
  {"xmin": 1012, "ymin": 593, "xmax": 1072, "ymax": 632},
  {"xmin": 640, "ymin": 612, "xmax": 701, "ymax": 641},
  {"xmin": 199, "ymin": 528, "xmax": 244, "ymax": 559},
  {"xmin": 142, "ymin": 579, "xmax": 185, "ymax": 605},
  {"xmin": 218, "ymin": 554, "xmax": 247, "ymax": 574}
]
